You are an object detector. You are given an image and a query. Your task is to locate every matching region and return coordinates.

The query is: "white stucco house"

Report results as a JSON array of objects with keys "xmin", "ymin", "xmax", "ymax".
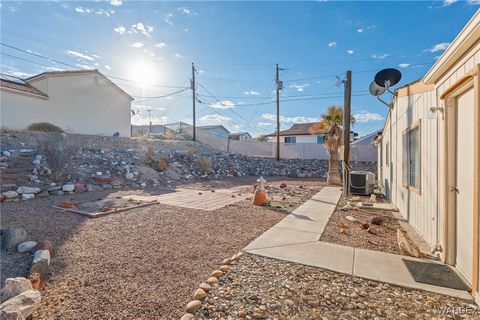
[
  {"xmin": 266, "ymin": 122, "xmax": 357, "ymax": 144},
  {"xmin": 0, "ymin": 69, "xmax": 133, "ymax": 137},
  {"xmin": 375, "ymin": 11, "xmax": 479, "ymax": 302}
]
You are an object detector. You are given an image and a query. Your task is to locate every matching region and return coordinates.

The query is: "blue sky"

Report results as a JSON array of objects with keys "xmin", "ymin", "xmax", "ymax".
[{"xmin": 1, "ymin": 1, "xmax": 479, "ymax": 137}]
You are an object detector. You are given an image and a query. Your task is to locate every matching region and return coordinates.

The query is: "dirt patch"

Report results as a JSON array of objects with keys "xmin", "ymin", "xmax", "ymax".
[
  {"xmin": 196, "ymin": 254, "xmax": 477, "ymax": 319},
  {"xmin": 0, "ymin": 179, "xmax": 322, "ymax": 319},
  {"xmin": 320, "ymin": 195, "xmax": 420, "ymax": 255}
]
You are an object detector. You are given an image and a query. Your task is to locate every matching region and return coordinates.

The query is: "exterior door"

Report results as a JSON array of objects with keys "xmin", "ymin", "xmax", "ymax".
[{"xmin": 455, "ymin": 88, "xmax": 475, "ymax": 284}]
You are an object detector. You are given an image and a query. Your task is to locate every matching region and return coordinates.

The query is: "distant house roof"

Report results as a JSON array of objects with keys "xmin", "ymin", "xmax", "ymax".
[
  {"xmin": 198, "ymin": 125, "xmax": 231, "ymax": 133},
  {"xmin": 229, "ymin": 132, "xmax": 252, "ymax": 138},
  {"xmin": 24, "ymin": 69, "xmax": 134, "ymax": 101},
  {"xmin": 351, "ymin": 130, "xmax": 382, "ymax": 145},
  {"xmin": 0, "ymin": 79, "xmax": 48, "ymax": 98},
  {"xmin": 265, "ymin": 122, "xmax": 326, "ymax": 137}
]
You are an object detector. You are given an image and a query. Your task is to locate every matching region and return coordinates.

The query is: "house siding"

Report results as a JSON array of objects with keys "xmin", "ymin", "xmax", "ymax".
[{"xmin": 0, "ymin": 73, "xmax": 132, "ymax": 137}]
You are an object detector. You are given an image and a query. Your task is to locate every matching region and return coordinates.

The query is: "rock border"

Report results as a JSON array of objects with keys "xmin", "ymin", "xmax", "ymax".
[{"xmin": 181, "ymin": 251, "xmax": 244, "ymax": 320}]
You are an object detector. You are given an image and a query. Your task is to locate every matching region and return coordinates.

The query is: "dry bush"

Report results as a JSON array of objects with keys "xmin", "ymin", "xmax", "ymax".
[
  {"xmin": 186, "ymin": 146, "xmax": 197, "ymax": 158},
  {"xmin": 158, "ymin": 158, "xmax": 168, "ymax": 171},
  {"xmin": 28, "ymin": 122, "xmax": 64, "ymax": 133},
  {"xmin": 196, "ymin": 156, "xmax": 212, "ymax": 174},
  {"xmin": 143, "ymin": 146, "xmax": 154, "ymax": 154},
  {"xmin": 40, "ymin": 133, "xmax": 74, "ymax": 182}
]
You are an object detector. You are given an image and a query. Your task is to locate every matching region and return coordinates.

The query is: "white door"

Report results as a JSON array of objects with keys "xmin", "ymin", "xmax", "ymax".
[{"xmin": 455, "ymin": 88, "xmax": 474, "ymax": 284}]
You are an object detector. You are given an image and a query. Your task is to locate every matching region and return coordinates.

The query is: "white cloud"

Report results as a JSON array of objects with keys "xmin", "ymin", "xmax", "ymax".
[
  {"xmin": 178, "ymin": 7, "xmax": 196, "ymax": 16},
  {"xmin": 76, "ymin": 64, "xmax": 94, "ymax": 70},
  {"xmin": 174, "ymin": 53, "xmax": 183, "ymax": 59},
  {"xmin": 261, "ymin": 114, "xmax": 317, "ymax": 124},
  {"xmin": 243, "ymin": 90, "xmax": 260, "ymax": 96},
  {"xmin": 10, "ymin": 71, "xmax": 34, "ymax": 78},
  {"xmin": 425, "ymin": 42, "xmax": 450, "ymax": 53},
  {"xmin": 114, "ymin": 25, "xmax": 126, "ymax": 34},
  {"xmin": 75, "ymin": 7, "xmax": 91, "ymax": 13},
  {"xmin": 154, "ymin": 42, "xmax": 167, "ymax": 48},
  {"xmin": 467, "ymin": 0, "xmax": 480, "ymax": 4},
  {"xmin": 443, "ymin": 0, "xmax": 458, "ymax": 6},
  {"xmin": 354, "ymin": 112, "xmax": 383, "ymax": 123},
  {"xmin": 105, "ymin": 65, "xmax": 112, "ymax": 70},
  {"xmin": 257, "ymin": 122, "xmax": 275, "ymax": 127},
  {"xmin": 200, "ymin": 114, "xmax": 231, "ymax": 123},
  {"xmin": 164, "ymin": 13, "xmax": 174, "ymax": 26},
  {"xmin": 328, "ymin": 41, "xmax": 337, "ymax": 48},
  {"xmin": 398, "ymin": 63, "xmax": 410, "ymax": 68},
  {"xmin": 210, "ymin": 100, "xmax": 235, "ymax": 109},
  {"xmin": 110, "ymin": 0, "xmax": 123, "ymax": 6},
  {"xmin": 372, "ymin": 53, "xmax": 389, "ymax": 59},
  {"xmin": 95, "ymin": 9, "xmax": 114, "ymax": 17},
  {"xmin": 289, "ymin": 84, "xmax": 309, "ymax": 92},
  {"xmin": 357, "ymin": 28, "xmax": 364, "ymax": 33},
  {"xmin": 347, "ymin": 49, "xmax": 354, "ymax": 55},
  {"xmin": 131, "ymin": 42, "xmax": 144, "ymax": 48},
  {"xmin": 131, "ymin": 22, "xmax": 154, "ymax": 37},
  {"xmin": 66, "ymin": 50, "xmax": 95, "ymax": 61}
]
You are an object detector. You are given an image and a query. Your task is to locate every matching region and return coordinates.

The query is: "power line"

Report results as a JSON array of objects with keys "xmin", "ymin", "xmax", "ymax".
[{"xmin": 132, "ymin": 87, "xmax": 191, "ymax": 101}]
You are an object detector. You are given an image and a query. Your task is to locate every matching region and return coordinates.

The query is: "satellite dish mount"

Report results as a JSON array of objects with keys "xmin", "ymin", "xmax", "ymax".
[{"xmin": 369, "ymin": 68, "xmax": 402, "ymax": 108}]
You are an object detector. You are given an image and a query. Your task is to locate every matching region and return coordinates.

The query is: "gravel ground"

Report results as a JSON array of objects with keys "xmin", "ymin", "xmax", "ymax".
[
  {"xmin": 196, "ymin": 254, "xmax": 478, "ymax": 320},
  {"xmin": 0, "ymin": 177, "xmax": 322, "ymax": 319},
  {"xmin": 320, "ymin": 196, "xmax": 420, "ymax": 255}
]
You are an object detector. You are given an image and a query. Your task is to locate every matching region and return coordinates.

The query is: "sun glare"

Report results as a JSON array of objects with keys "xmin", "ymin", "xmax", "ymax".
[{"xmin": 128, "ymin": 59, "xmax": 157, "ymax": 87}]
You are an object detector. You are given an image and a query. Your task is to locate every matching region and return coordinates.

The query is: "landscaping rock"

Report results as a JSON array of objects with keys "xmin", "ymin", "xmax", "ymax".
[
  {"xmin": 371, "ymin": 216, "xmax": 384, "ymax": 225},
  {"xmin": 62, "ymin": 184, "xmax": 75, "ymax": 192},
  {"xmin": 193, "ymin": 288, "xmax": 206, "ymax": 300},
  {"xmin": 33, "ymin": 250, "xmax": 50, "ymax": 266},
  {"xmin": 125, "ymin": 172, "xmax": 134, "ymax": 180},
  {"xmin": 32, "ymin": 240, "xmax": 54, "ymax": 256},
  {"xmin": 2, "ymin": 191, "xmax": 18, "ymax": 199},
  {"xmin": 21, "ymin": 194, "xmax": 35, "ymax": 201},
  {"xmin": 211, "ymin": 270, "xmax": 223, "ymax": 278},
  {"xmin": 1, "ymin": 228, "xmax": 27, "ymax": 252},
  {"xmin": 180, "ymin": 313, "xmax": 194, "ymax": 320},
  {"xmin": 16, "ymin": 186, "xmax": 41, "ymax": 195},
  {"xmin": 185, "ymin": 300, "xmax": 202, "ymax": 313},
  {"xmin": 86, "ymin": 184, "xmax": 102, "ymax": 192},
  {"xmin": 0, "ymin": 290, "xmax": 41, "ymax": 319},
  {"xmin": 1, "ymin": 277, "xmax": 33, "ymax": 301},
  {"xmin": 16, "ymin": 241, "xmax": 37, "ymax": 253},
  {"xmin": 199, "ymin": 283, "xmax": 211, "ymax": 292},
  {"xmin": 29, "ymin": 259, "xmax": 49, "ymax": 280},
  {"xmin": 206, "ymin": 277, "xmax": 218, "ymax": 285}
]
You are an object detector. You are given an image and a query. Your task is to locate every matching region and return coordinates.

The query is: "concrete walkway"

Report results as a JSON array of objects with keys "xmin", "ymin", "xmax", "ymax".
[{"xmin": 244, "ymin": 187, "xmax": 473, "ymax": 301}]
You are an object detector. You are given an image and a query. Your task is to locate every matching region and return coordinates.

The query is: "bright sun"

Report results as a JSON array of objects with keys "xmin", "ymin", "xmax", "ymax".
[{"xmin": 128, "ymin": 59, "xmax": 157, "ymax": 86}]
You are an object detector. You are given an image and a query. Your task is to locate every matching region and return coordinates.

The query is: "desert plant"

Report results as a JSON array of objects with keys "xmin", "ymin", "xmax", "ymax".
[
  {"xmin": 196, "ymin": 156, "xmax": 212, "ymax": 174},
  {"xmin": 40, "ymin": 133, "xmax": 74, "ymax": 182},
  {"xmin": 256, "ymin": 134, "xmax": 268, "ymax": 142},
  {"xmin": 309, "ymin": 105, "xmax": 355, "ymax": 185},
  {"xmin": 186, "ymin": 146, "xmax": 197, "ymax": 159},
  {"xmin": 28, "ymin": 122, "xmax": 64, "ymax": 133},
  {"xmin": 158, "ymin": 158, "xmax": 168, "ymax": 171}
]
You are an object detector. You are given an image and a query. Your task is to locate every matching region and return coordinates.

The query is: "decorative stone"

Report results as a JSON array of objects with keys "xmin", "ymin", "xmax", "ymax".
[
  {"xmin": 238, "ymin": 309, "xmax": 247, "ymax": 318},
  {"xmin": 28, "ymin": 273, "xmax": 41, "ymax": 290},
  {"xmin": 185, "ymin": 300, "xmax": 202, "ymax": 313},
  {"xmin": 206, "ymin": 277, "xmax": 218, "ymax": 285},
  {"xmin": 0, "ymin": 290, "xmax": 41, "ymax": 319},
  {"xmin": 29, "ymin": 259, "xmax": 49, "ymax": 280},
  {"xmin": 199, "ymin": 283, "xmax": 211, "ymax": 292},
  {"xmin": 180, "ymin": 313, "xmax": 195, "ymax": 320},
  {"xmin": 2, "ymin": 278, "xmax": 33, "ymax": 301},
  {"xmin": 219, "ymin": 265, "xmax": 230, "ymax": 273},
  {"xmin": 125, "ymin": 172, "xmax": 134, "ymax": 180},
  {"xmin": 32, "ymin": 241, "xmax": 54, "ymax": 257},
  {"xmin": 36, "ymin": 191, "xmax": 50, "ymax": 198},
  {"xmin": 2, "ymin": 191, "xmax": 18, "ymax": 199},
  {"xmin": 1, "ymin": 228, "xmax": 27, "ymax": 252},
  {"xmin": 16, "ymin": 186, "xmax": 41, "ymax": 195},
  {"xmin": 33, "ymin": 250, "xmax": 50, "ymax": 266},
  {"xmin": 193, "ymin": 288, "xmax": 207, "ymax": 300},
  {"xmin": 86, "ymin": 184, "xmax": 102, "ymax": 192},
  {"xmin": 21, "ymin": 194, "xmax": 35, "ymax": 201},
  {"xmin": 62, "ymin": 184, "xmax": 75, "ymax": 192},
  {"xmin": 16, "ymin": 241, "xmax": 37, "ymax": 253},
  {"xmin": 211, "ymin": 270, "xmax": 223, "ymax": 278}
]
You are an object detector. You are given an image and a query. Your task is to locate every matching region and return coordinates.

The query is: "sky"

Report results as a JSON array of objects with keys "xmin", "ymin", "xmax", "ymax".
[{"xmin": 1, "ymin": 1, "xmax": 479, "ymax": 138}]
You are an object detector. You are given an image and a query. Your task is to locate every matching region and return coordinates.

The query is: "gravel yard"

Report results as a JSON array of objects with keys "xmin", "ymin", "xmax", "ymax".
[
  {"xmin": 197, "ymin": 254, "xmax": 478, "ymax": 320},
  {"xmin": 320, "ymin": 196, "xmax": 421, "ymax": 255},
  {"xmin": 0, "ymin": 177, "xmax": 322, "ymax": 319}
]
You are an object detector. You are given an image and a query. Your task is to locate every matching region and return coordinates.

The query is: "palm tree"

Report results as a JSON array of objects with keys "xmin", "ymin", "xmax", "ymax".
[{"xmin": 310, "ymin": 105, "xmax": 354, "ymax": 185}]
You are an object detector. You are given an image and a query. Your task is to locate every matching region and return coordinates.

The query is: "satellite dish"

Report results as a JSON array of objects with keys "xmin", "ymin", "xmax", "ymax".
[
  {"xmin": 369, "ymin": 81, "xmax": 386, "ymax": 97},
  {"xmin": 374, "ymin": 68, "xmax": 402, "ymax": 88}
]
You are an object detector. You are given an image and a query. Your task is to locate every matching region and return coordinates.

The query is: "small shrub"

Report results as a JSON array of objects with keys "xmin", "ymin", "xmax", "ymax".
[
  {"xmin": 40, "ymin": 133, "xmax": 74, "ymax": 182},
  {"xmin": 28, "ymin": 122, "xmax": 64, "ymax": 133},
  {"xmin": 196, "ymin": 156, "xmax": 212, "ymax": 174},
  {"xmin": 186, "ymin": 146, "xmax": 197, "ymax": 158},
  {"xmin": 158, "ymin": 158, "xmax": 168, "ymax": 171}
]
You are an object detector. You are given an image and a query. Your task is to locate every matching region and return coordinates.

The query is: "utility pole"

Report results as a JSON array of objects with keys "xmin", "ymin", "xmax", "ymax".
[
  {"xmin": 275, "ymin": 63, "xmax": 282, "ymax": 161},
  {"xmin": 342, "ymin": 70, "xmax": 352, "ymax": 197},
  {"xmin": 191, "ymin": 63, "xmax": 196, "ymax": 141},
  {"xmin": 147, "ymin": 109, "xmax": 153, "ymax": 134}
]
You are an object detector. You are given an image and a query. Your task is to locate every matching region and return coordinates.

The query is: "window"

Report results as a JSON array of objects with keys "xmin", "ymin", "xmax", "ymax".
[
  {"xmin": 284, "ymin": 136, "xmax": 296, "ymax": 144},
  {"xmin": 402, "ymin": 123, "xmax": 421, "ymax": 191},
  {"xmin": 385, "ymin": 142, "xmax": 389, "ymax": 166},
  {"xmin": 316, "ymin": 135, "xmax": 325, "ymax": 144}
]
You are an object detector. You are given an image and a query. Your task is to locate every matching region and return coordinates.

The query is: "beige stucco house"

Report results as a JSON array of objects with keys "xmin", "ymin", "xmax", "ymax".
[
  {"xmin": 376, "ymin": 10, "xmax": 480, "ymax": 302},
  {"xmin": 0, "ymin": 70, "xmax": 133, "ymax": 137}
]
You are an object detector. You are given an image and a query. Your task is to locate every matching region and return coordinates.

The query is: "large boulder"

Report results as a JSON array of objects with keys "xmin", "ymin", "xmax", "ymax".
[
  {"xmin": 1, "ymin": 278, "xmax": 33, "ymax": 302},
  {"xmin": 0, "ymin": 290, "xmax": 41, "ymax": 320},
  {"xmin": 1, "ymin": 228, "xmax": 27, "ymax": 252}
]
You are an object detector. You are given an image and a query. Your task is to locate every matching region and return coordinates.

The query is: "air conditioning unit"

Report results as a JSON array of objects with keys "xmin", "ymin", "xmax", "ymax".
[{"xmin": 349, "ymin": 171, "xmax": 375, "ymax": 195}]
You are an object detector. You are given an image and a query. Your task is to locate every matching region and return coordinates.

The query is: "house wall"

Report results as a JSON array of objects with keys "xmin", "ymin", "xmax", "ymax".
[
  {"xmin": 0, "ymin": 73, "xmax": 132, "ymax": 137},
  {"xmin": 379, "ymin": 40, "xmax": 480, "ymax": 251},
  {"xmin": 268, "ymin": 135, "xmax": 323, "ymax": 143}
]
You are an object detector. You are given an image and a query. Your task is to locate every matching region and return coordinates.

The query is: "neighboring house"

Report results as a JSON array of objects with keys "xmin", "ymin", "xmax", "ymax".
[
  {"xmin": 131, "ymin": 124, "xmax": 169, "ymax": 136},
  {"xmin": 265, "ymin": 122, "xmax": 357, "ymax": 144},
  {"xmin": 346, "ymin": 130, "xmax": 382, "ymax": 162},
  {"xmin": 375, "ymin": 11, "xmax": 479, "ymax": 302},
  {"xmin": 0, "ymin": 69, "xmax": 133, "ymax": 137},
  {"xmin": 184, "ymin": 124, "xmax": 231, "ymax": 139},
  {"xmin": 228, "ymin": 132, "xmax": 252, "ymax": 141}
]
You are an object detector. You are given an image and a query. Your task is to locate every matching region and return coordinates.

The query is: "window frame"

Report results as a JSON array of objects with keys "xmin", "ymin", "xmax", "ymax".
[
  {"xmin": 284, "ymin": 136, "xmax": 296, "ymax": 144},
  {"xmin": 402, "ymin": 120, "xmax": 421, "ymax": 194}
]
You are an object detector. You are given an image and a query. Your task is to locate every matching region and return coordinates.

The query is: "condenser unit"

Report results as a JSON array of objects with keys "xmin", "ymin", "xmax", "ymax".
[{"xmin": 349, "ymin": 171, "xmax": 375, "ymax": 195}]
